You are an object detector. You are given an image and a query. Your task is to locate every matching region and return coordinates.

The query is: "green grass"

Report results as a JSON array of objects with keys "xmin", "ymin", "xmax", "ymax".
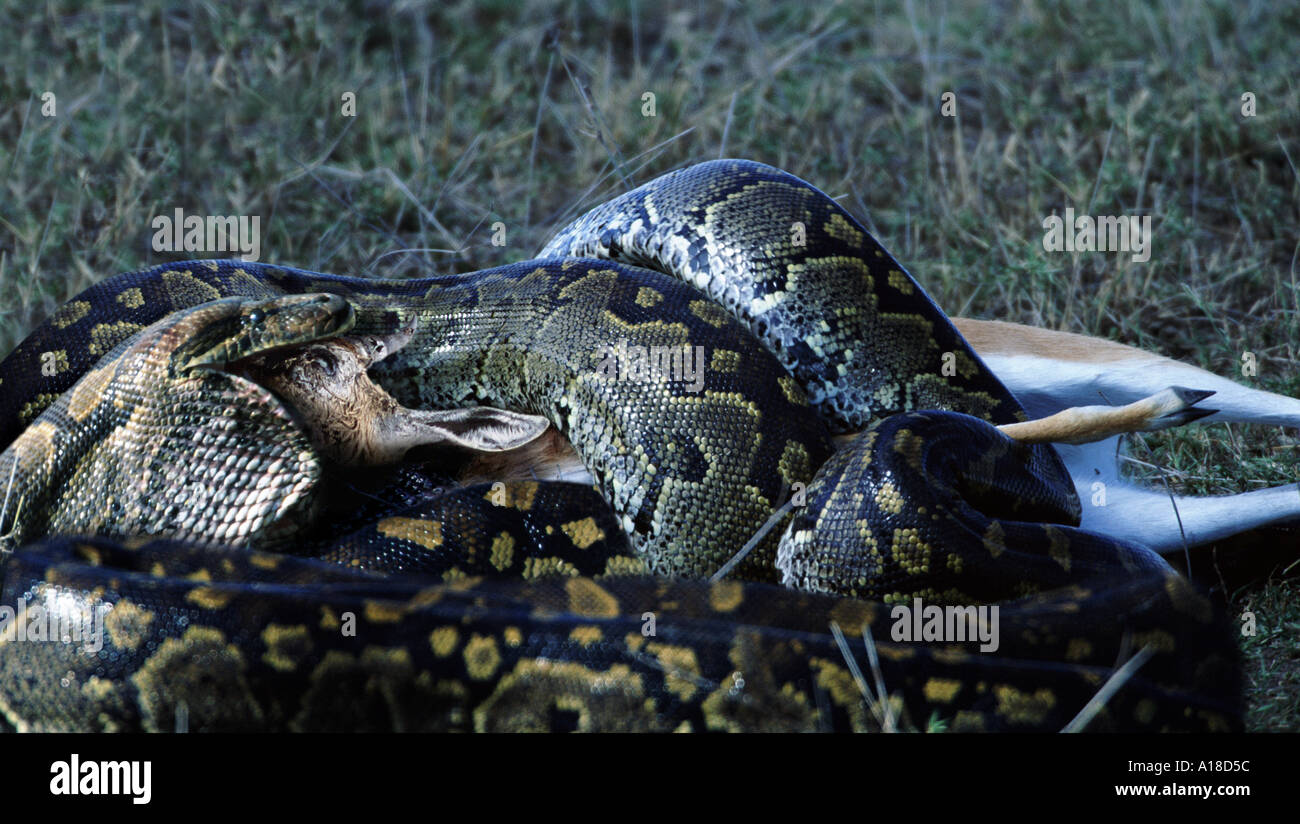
[
  {"xmin": 1, "ymin": 0, "xmax": 1297, "ymax": 729},
  {"xmin": 1238, "ymin": 577, "xmax": 1300, "ymax": 731}
]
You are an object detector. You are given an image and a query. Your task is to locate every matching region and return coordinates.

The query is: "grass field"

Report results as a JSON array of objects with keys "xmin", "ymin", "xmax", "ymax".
[{"xmin": 1, "ymin": 0, "xmax": 1297, "ymax": 729}]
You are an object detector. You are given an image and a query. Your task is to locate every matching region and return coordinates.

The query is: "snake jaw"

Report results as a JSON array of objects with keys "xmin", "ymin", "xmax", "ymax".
[{"xmin": 179, "ymin": 294, "xmax": 356, "ymax": 373}]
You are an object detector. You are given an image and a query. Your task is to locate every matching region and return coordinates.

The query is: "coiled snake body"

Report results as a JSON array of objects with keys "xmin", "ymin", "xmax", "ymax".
[{"xmin": 0, "ymin": 160, "xmax": 1240, "ymax": 732}]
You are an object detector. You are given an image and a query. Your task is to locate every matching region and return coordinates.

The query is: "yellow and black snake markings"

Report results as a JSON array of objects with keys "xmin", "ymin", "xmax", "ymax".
[
  {"xmin": 0, "ymin": 296, "xmax": 353, "ymax": 552},
  {"xmin": 0, "ymin": 160, "xmax": 1242, "ymax": 731},
  {"xmin": 540, "ymin": 160, "xmax": 1026, "ymax": 432},
  {"xmin": 314, "ymin": 480, "xmax": 638, "ymax": 580},
  {"xmin": 0, "ymin": 536, "xmax": 1238, "ymax": 732},
  {"xmin": 777, "ymin": 411, "xmax": 1173, "ymax": 606},
  {"xmin": 1, "ymin": 255, "xmax": 833, "ymax": 579}
]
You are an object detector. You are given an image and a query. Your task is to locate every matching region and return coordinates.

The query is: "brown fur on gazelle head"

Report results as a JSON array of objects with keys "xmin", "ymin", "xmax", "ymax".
[{"xmin": 240, "ymin": 325, "xmax": 551, "ymax": 467}]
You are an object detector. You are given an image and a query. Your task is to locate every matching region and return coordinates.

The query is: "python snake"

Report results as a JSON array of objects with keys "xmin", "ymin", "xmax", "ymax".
[{"xmin": 0, "ymin": 159, "xmax": 1240, "ymax": 732}]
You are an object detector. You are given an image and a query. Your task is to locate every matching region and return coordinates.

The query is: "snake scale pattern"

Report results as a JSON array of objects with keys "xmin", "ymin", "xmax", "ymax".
[{"xmin": 0, "ymin": 160, "xmax": 1240, "ymax": 732}]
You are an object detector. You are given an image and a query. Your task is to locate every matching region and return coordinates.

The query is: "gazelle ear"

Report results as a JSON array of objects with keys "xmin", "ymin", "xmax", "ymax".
[{"xmin": 388, "ymin": 407, "xmax": 552, "ymax": 454}]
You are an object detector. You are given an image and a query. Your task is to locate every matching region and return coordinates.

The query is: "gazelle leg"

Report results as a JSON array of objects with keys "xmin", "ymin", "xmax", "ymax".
[
  {"xmin": 1074, "ymin": 465, "xmax": 1300, "ymax": 552},
  {"xmin": 996, "ymin": 386, "xmax": 1215, "ymax": 445},
  {"xmin": 955, "ymin": 317, "xmax": 1300, "ymax": 427},
  {"xmin": 956, "ymin": 317, "xmax": 1300, "ymax": 550}
]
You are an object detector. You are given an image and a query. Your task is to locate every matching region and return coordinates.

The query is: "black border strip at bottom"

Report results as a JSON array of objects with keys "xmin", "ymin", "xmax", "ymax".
[{"xmin": 8, "ymin": 732, "xmax": 1286, "ymax": 811}]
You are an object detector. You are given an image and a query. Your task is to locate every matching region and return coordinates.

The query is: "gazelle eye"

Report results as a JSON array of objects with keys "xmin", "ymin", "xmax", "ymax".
[{"xmin": 311, "ymin": 351, "xmax": 336, "ymax": 375}]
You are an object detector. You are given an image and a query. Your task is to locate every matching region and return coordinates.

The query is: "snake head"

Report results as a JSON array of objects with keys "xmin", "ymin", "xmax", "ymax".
[{"xmin": 175, "ymin": 294, "xmax": 356, "ymax": 374}]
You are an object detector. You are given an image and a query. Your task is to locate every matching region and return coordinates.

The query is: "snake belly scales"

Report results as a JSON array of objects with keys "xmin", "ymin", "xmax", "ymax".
[{"xmin": 0, "ymin": 159, "xmax": 1240, "ymax": 732}]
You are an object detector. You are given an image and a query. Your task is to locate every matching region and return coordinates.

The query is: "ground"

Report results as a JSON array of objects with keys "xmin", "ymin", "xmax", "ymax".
[{"xmin": 0, "ymin": 0, "xmax": 1296, "ymax": 730}]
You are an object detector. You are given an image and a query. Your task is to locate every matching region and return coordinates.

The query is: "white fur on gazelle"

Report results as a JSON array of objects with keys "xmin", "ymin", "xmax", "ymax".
[{"xmin": 955, "ymin": 318, "xmax": 1300, "ymax": 553}]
